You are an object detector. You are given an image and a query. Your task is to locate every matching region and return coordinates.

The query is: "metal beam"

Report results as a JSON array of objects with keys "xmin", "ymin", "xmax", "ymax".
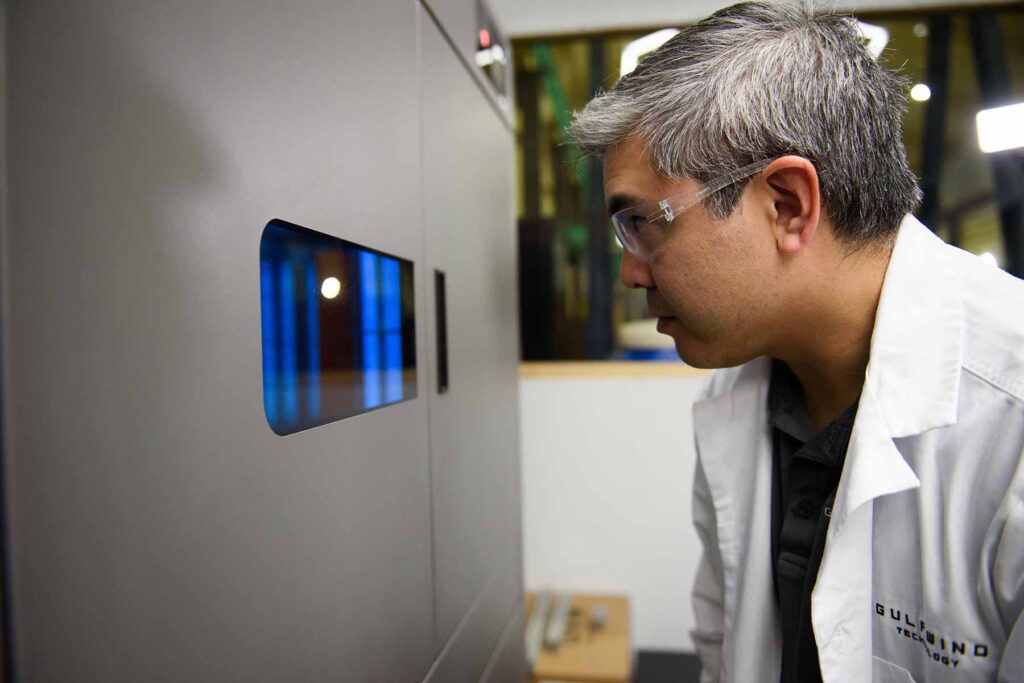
[
  {"xmin": 585, "ymin": 38, "xmax": 614, "ymax": 359},
  {"xmin": 517, "ymin": 66, "xmax": 541, "ymax": 221},
  {"xmin": 969, "ymin": 11, "xmax": 1024, "ymax": 277},
  {"xmin": 919, "ymin": 15, "xmax": 950, "ymax": 235}
]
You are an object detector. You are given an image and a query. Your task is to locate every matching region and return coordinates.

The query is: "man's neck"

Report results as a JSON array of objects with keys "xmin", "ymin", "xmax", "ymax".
[
  {"xmin": 774, "ymin": 242, "xmax": 893, "ymax": 432},
  {"xmin": 785, "ymin": 356, "xmax": 868, "ymax": 432}
]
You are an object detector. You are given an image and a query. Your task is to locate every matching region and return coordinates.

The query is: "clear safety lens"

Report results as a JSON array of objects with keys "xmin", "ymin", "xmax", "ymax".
[{"xmin": 611, "ymin": 203, "xmax": 673, "ymax": 261}]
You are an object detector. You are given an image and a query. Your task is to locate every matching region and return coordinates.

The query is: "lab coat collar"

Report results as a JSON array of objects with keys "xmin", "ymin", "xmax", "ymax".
[
  {"xmin": 864, "ymin": 214, "xmax": 963, "ymax": 438},
  {"xmin": 829, "ymin": 214, "xmax": 962, "ymax": 532}
]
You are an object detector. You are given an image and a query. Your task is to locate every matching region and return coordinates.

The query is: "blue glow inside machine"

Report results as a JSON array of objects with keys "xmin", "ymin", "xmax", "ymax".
[{"xmin": 259, "ymin": 219, "xmax": 416, "ymax": 435}]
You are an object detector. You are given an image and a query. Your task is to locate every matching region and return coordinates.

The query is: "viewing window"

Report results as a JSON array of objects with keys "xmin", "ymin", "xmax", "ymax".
[{"xmin": 260, "ymin": 220, "xmax": 416, "ymax": 435}]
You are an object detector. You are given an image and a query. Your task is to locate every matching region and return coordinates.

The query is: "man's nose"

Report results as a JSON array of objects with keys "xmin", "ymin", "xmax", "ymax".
[{"xmin": 620, "ymin": 250, "xmax": 655, "ymax": 290}]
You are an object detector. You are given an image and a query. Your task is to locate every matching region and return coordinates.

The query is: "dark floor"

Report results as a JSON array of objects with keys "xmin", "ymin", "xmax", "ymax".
[{"xmin": 635, "ymin": 650, "xmax": 702, "ymax": 683}]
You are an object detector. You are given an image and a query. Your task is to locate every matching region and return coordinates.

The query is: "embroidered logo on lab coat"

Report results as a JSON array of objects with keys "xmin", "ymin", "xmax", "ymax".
[{"xmin": 875, "ymin": 602, "xmax": 991, "ymax": 671}]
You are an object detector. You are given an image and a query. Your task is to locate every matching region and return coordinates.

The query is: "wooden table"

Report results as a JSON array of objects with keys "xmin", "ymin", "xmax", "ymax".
[{"xmin": 526, "ymin": 592, "xmax": 632, "ymax": 683}]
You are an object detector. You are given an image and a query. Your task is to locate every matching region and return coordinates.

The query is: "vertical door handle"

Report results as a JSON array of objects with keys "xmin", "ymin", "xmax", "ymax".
[{"xmin": 435, "ymin": 270, "xmax": 448, "ymax": 394}]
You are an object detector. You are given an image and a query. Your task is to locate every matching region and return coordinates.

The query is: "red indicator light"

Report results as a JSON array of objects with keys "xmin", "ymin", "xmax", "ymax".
[{"xmin": 479, "ymin": 28, "xmax": 491, "ymax": 48}]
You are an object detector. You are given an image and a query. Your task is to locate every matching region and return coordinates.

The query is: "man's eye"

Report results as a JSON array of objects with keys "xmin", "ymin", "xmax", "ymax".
[{"xmin": 627, "ymin": 215, "xmax": 647, "ymax": 233}]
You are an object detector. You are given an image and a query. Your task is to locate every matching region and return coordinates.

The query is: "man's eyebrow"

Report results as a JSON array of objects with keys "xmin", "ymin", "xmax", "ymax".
[{"xmin": 606, "ymin": 193, "xmax": 643, "ymax": 217}]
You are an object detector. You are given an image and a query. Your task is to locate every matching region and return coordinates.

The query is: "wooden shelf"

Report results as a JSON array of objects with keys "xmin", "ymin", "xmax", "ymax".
[
  {"xmin": 527, "ymin": 592, "xmax": 632, "ymax": 683},
  {"xmin": 520, "ymin": 362, "xmax": 707, "ymax": 379}
]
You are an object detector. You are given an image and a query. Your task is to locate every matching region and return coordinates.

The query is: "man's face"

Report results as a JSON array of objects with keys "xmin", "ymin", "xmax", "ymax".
[{"xmin": 603, "ymin": 138, "xmax": 780, "ymax": 368}]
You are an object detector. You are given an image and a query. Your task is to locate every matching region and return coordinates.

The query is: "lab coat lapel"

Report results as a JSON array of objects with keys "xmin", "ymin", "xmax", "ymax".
[
  {"xmin": 812, "ymin": 215, "xmax": 964, "ymax": 682},
  {"xmin": 693, "ymin": 357, "xmax": 782, "ymax": 682},
  {"xmin": 813, "ymin": 385, "xmax": 920, "ymax": 682}
]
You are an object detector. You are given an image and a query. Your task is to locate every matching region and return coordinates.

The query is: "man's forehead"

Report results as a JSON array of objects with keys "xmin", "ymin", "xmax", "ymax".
[
  {"xmin": 603, "ymin": 138, "xmax": 688, "ymax": 204},
  {"xmin": 603, "ymin": 137, "xmax": 651, "ymax": 176}
]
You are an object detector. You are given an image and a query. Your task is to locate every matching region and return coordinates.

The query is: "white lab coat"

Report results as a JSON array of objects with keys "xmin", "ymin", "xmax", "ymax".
[{"xmin": 690, "ymin": 215, "xmax": 1024, "ymax": 682}]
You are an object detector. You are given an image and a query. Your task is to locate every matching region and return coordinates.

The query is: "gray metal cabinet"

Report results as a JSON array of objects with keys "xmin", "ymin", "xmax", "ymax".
[
  {"xmin": 4, "ymin": 2, "xmax": 436, "ymax": 680},
  {"xmin": 422, "ymin": 0, "xmax": 512, "ymax": 128},
  {"xmin": 1, "ymin": 0, "xmax": 522, "ymax": 681},
  {"xmin": 422, "ymin": 0, "xmax": 481, "ymax": 79},
  {"xmin": 419, "ymin": 5, "xmax": 524, "ymax": 681},
  {"xmin": 480, "ymin": 603, "xmax": 529, "ymax": 683}
]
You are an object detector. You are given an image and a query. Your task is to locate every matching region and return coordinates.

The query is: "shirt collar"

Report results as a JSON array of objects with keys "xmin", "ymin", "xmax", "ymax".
[{"xmin": 864, "ymin": 214, "xmax": 963, "ymax": 438}]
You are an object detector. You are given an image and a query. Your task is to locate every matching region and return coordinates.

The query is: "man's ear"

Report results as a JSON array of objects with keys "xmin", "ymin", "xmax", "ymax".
[{"xmin": 761, "ymin": 156, "xmax": 821, "ymax": 255}]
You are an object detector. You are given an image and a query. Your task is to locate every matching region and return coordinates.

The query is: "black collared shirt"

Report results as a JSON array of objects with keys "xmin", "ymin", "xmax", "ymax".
[{"xmin": 768, "ymin": 359, "xmax": 858, "ymax": 683}]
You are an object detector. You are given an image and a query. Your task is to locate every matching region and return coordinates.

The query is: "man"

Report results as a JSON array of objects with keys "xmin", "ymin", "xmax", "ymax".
[{"xmin": 568, "ymin": 2, "xmax": 1024, "ymax": 682}]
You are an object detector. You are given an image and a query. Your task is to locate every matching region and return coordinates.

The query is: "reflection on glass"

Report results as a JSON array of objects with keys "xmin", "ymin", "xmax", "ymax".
[
  {"xmin": 321, "ymin": 276, "xmax": 342, "ymax": 299},
  {"xmin": 259, "ymin": 219, "xmax": 416, "ymax": 435}
]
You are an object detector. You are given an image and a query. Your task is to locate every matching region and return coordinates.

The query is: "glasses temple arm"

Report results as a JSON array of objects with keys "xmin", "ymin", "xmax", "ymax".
[{"xmin": 662, "ymin": 158, "xmax": 776, "ymax": 218}]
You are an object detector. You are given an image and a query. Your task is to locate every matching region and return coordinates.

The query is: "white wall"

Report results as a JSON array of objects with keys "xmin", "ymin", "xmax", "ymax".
[{"xmin": 519, "ymin": 366, "xmax": 708, "ymax": 652}]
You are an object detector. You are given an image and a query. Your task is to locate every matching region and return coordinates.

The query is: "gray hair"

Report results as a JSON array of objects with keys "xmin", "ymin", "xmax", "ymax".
[{"xmin": 567, "ymin": 1, "xmax": 922, "ymax": 246}]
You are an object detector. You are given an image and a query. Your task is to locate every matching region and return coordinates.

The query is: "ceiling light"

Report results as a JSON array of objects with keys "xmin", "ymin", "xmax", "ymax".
[
  {"xmin": 976, "ymin": 102, "xmax": 1024, "ymax": 153},
  {"xmin": 910, "ymin": 83, "xmax": 931, "ymax": 102}
]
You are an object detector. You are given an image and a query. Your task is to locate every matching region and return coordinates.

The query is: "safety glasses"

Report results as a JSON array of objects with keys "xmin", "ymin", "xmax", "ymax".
[{"xmin": 610, "ymin": 159, "xmax": 774, "ymax": 262}]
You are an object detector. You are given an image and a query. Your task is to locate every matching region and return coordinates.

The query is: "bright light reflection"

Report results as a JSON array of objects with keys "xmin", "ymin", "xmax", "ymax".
[
  {"xmin": 321, "ymin": 276, "xmax": 341, "ymax": 299},
  {"xmin": 857, "ymin": 21, "xmax": 889, "ymax": 59},
  {"xmin": 980, "ymin": 252, "xmax": 998, "ymax": 267},
  {"xmin": 977, "ymin": 102, "xmax": 1024, "ymax": 153},
  {"xmin": 620, "ymin": 29, "xmax": 680, "ymax": 78},
  {"xmin": 475, "ymin": 44, "xmax": 506, "ymax": 67},
  {"xmin": 911, "ymin": 83, "xmax": 931, "ymax": 102},
  {"xmin": 475, "ymin": 50, "xmax": 494, "ymax": 67}
]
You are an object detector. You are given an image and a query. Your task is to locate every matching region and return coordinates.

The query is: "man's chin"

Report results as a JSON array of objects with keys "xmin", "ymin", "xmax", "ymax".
[
  {"xmin": 673, "ymin": 344, "xmax": 720, "ymax": 369},
  {"xmin": 661, "ymin": 324, "xmax": 713, "ymax": 368},
  {"xmin": 666, "ymin": 328, "xmax": 751, "ymax": 370}
]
